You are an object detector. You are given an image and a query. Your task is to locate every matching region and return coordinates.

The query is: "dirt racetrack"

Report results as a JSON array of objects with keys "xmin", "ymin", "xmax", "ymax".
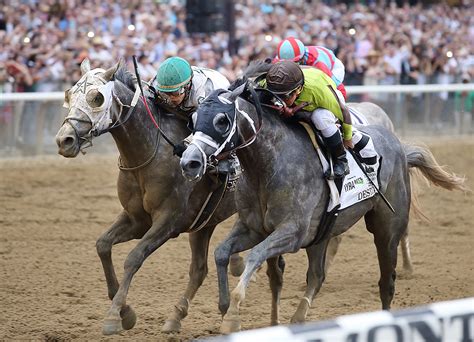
[{"xmin": 1, "ymin": 137, "xmax": 473, "ymax": 341}]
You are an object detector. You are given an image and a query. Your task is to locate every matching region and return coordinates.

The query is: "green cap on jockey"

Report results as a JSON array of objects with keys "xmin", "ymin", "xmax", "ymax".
[{"xmin": 155, "ymin": 57, "xmax": 192, "ymax": 92}]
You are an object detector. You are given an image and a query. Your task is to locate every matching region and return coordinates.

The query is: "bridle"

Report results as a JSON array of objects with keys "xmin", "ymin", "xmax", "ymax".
[
  {"xmin": 190, "ymin": 83, "xmax": 265, "ymax": 173},
  {"xmin": 62, "ymin": 70, "xmax": 171, "ymax": 170},
  {"xmin": 62, "ymin": 70, "xmax": 142, "ymax": 152}
]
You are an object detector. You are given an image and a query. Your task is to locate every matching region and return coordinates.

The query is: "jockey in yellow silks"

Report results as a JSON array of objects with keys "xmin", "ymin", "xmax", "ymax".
[{"xmin": 264, "ymin": 61, "xmax": 377, "ymax": 179}]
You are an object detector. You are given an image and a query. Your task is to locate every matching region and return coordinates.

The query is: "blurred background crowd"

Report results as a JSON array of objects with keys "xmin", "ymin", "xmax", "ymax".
[
  {"xmin": 0, "ymin": 0, "xmax": 473, "ymax": 155},
  {"xmin": 1, "ymin": 0, "xmax": 473, "ymax": 93}
]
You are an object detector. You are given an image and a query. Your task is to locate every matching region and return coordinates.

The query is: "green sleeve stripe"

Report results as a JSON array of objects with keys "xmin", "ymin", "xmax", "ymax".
[{"xmin": 342, "ymin": 123, "xmax": 352, "ymax": 140}]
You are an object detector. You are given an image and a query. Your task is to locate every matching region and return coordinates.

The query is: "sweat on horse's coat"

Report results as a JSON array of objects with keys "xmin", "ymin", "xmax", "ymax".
[{"xmin": 179, "ymin": 66, "xmax": 466, "ymax": 333}]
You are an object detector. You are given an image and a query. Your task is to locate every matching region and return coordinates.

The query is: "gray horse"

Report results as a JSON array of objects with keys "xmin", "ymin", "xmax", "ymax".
[
  {"xmin": 179, "ymin": 80, "xmax": 466, "ymax": 333},
  {"xmin": 55, "ymin": 59, "xmax": 245, "ymax": 335}
]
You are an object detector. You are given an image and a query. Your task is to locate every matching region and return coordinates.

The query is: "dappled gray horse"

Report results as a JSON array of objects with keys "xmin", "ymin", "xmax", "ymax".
[
  {"xmin": 180, "ymin": 81, "xmax": 466, "ymax": 333},
  {"xmin": 55, "ymin": 59, "xmax": 243, "ymax": 335},
  {"xmin": 327, "ymin": 101, "xmax": 415, "ymax": 273}
]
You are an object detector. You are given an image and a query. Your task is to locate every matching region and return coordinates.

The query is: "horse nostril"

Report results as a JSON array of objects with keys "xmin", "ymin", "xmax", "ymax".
[
  {"xmin": 59, "ymin": 136, "xmax": 76, "ymax": 148},
  {"xmin": 188, "ymin": 160, "xmax": 202, "ymax": 170}
]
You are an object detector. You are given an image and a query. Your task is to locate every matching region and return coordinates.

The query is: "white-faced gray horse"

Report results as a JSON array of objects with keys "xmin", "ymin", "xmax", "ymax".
[
  {"xmin": 179, "ymin": 79, "xmax": 466, "ymax": 333},
  {"xmin": 55, "ymin": 59, "xmax": 244, "ymax": 335}
]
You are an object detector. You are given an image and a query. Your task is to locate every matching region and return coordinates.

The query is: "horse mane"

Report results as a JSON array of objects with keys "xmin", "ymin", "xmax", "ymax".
[
  {"xmin": 114, "ymin": 65, "xmax": 137, "ymax": 92},
  {"xmin": 228, "ymin": 60, "xmax": 272, "ymax": 91}
]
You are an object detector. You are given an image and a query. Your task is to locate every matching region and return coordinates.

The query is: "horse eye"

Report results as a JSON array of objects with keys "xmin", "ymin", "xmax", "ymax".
[
  {"xmin": 94, "ymin": 93, "xmax": 105, "ymax": 106},
  {"xmin": 213, "ymin": 113, "xmax": 230, "ymax": 134}
]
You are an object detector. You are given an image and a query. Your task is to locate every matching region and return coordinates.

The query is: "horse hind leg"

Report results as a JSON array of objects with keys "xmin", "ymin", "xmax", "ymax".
[
  {"xmin": 325, "ymin": 235, "xmax": 342, "ymax": 272},
  {"xmin": 229, "ymin": 253, "xmax": 245, "ymax": 277},
  {"xmin": 162, "ymin": 225, "xmax": 216, "ymax": 333},
  {"xmin": 95, "ymin": 210, "xmax": 147, "ymax": 331},
  {"xmin": 291, "ymin": 240, "xmax": 329, "ymax": 323},
  {"xmin": 230, "ymin": 253, "xmax": 259, "ymax": 282},
  {"xmin": 400, "ymin": 230, "xmax": 414, "ymax": 276},
  {"xmin": 266, "ymin": 255, "xmax": 285, "ymax": 326},
  {"xmin": 365, "ymin": 205, "xmax": 408, "ymax": 310}
]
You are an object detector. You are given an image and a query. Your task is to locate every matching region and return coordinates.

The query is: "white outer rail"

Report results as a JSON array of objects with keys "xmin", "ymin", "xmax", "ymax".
[{"xmin": 1, "ymin": 83, "xmax": 474, "ymax": 101}]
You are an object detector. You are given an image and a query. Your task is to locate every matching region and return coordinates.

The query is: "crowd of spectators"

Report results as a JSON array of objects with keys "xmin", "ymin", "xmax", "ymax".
[
  {"xmin": 0, "ymin": 0, "xmax": 473, "ymax": 153},
  {"xmin": 1, "ymin": 0, "xmax": 473, "ymax": 94}
]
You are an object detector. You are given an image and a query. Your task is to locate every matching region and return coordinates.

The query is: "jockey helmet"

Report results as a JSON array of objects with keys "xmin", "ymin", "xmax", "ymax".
[
  {"xmin": 155, "ymin": 57, "xmax": 193, "ymax": 93},
  {"xmin": 266, "ymin": 61, "xmax": 304, "ymax": 95},
  {"xmin": 276, "ymin": 37, "xmax": 306, "ymax": 63}
]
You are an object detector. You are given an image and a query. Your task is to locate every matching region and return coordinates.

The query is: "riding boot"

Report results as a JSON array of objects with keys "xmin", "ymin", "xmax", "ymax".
[
  {"xmin": 331, "ymin": 143, "xmax": 350, "ymax": 179},
  {"xmin": 353, "ymin": 132, "xmax": 377, "ymax": 174},
  {"xmin": 323, "ymin": 132, "xmax": 349, "ymax": 179}
]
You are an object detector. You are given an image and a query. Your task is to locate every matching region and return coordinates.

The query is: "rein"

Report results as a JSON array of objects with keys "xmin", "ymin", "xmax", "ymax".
[{"xmin": 132, "ymin": 56, "xmax": 178, "ymax": 151}]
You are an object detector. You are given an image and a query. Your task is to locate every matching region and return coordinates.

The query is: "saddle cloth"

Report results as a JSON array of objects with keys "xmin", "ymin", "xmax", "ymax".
[{"xmin": 299, "ymin": 122, "xmax": 380, "ymax": 212}]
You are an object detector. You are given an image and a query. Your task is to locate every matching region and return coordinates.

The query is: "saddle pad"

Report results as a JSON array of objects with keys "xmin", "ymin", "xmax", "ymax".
[
  {"xmin": 337, "ymin": 152, "xmax": 380, "ymax": 210},
  {"xmin": 298, "ymin": 121, "xmax": 380, "ymax": 212}
]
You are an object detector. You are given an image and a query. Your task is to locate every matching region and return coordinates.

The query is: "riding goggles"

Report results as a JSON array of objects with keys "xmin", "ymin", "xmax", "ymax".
[{"xmin": 159, "ymin": 86, "xmax": 186, "ymax": 99}]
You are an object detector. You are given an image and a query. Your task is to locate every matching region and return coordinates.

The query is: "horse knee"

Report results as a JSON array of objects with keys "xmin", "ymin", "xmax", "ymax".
[
  {"xmin": 214, "ymin": 244, "xmax": 231, "ymax": 268},
  {"xmin": 96, "ymin": 236, "xmax": 112, "ymax": 258}
]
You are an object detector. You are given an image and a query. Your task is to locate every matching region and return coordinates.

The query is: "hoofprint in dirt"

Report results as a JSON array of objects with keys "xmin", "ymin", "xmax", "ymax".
[{"xmin": 0, "ymin": 137, "xmax": 472, "ymax": 340}]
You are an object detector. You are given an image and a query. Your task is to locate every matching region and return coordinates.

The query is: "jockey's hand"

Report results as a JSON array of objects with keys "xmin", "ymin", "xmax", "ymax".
[
  {"xmin": 343, "ymin": 138, "xmax": 354, "ymax": 149},
  {"xmin": 280, "ymin": 101, "xmax": 309, "ymax": 119}
]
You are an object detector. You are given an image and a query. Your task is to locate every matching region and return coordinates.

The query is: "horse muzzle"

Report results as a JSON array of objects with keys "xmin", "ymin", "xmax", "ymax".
[
  {"xmin": 55, "ymin": 126, "xmax": 81, "ymax": 158},
  {"xmin": 180, "ymin": 146, "xmax": 205, "ymax": 182}
]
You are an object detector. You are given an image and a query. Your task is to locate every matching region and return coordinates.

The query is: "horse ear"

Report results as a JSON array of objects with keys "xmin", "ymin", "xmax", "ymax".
[
  {"xmin": 80, "ymin": 58, "xmax": 91, "ymax": 75},
  {"xmin": 227, "ymin": 82, "xmax": 247, "ymax": 103},
  {"xmin": 103, "ymin": 62, "xmax": 120, "ymax": 81}
]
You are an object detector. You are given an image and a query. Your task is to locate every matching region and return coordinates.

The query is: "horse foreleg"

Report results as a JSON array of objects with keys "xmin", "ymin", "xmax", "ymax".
[
  {"xmin": 162, "ymin": 225, "xmax": 216, "ymax": 333},
  {"xmin": 221, "ymin": 225, "xmax": 301, "ymax": 334},
  {"xmin": 291, "ymin": 240, "xmax": 329, "ymax": 323},
  {"xmin": 102, "ymin": 215, "xmax": 177, "ymax": 335},
  {"xmin": 96, "ymin": 211, "xmax": 147, "ymax": 330},
  {"xmin": 214, "ymin": 219, "xmax": 263, "ymax": 318},
  {"xmin": 266, "ymin": 255, "xmax": 285, "ymax": 326}
]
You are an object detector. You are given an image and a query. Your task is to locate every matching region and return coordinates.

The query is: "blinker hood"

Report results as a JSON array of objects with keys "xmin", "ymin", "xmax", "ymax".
[{"xmin": 194, "ymin": 90, "xmax": 236, "ymax": 143}]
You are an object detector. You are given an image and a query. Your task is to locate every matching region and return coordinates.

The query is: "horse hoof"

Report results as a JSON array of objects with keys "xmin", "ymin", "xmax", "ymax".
[
  {"xmin": 220, "ymin": 316, "xmax": 241, "ymax": 334},
  {"xmin": 102, "ymin": 316, "xmax": 123, "ymax": 335},
  {"xmin": 120, "ymin": 305, "xmax": 137, "ymax": 330},
  {"xmin": 290, "ymin": 314, "xmax": 305, "ymax": 324},
  {"xmin": 161, "ymin": 319, "xmax": 181, "ymax": 333}
]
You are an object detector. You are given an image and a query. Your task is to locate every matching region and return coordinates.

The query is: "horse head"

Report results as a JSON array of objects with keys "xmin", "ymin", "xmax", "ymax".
[
  {"xmin": 180, "ymin": 83, "xmax": 252, "ymax": 181},
  {"xmin": 55, "ymin": 58, "xmax": 125, "ymax": 157}
]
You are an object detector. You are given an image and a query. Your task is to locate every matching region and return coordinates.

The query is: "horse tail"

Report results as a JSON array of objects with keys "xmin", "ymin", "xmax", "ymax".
[{"xmin": 404, "ymin": 143, "xmax": 468, "ymax": 192}]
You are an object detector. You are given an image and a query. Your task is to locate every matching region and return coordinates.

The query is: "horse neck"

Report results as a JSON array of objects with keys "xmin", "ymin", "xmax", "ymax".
[
  {"xmin": 109, "ymin": 87, "xmax": 185, "ymax": 168},
  {"xmin": 235, "ymin": 102, "xmax": 283, "ymax": 178}
]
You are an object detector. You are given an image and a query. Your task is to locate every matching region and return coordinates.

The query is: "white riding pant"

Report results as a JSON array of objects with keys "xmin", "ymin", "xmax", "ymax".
[{"xmin": 311, "ymin": 108, "xmax": 377, "ymax": 161}]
